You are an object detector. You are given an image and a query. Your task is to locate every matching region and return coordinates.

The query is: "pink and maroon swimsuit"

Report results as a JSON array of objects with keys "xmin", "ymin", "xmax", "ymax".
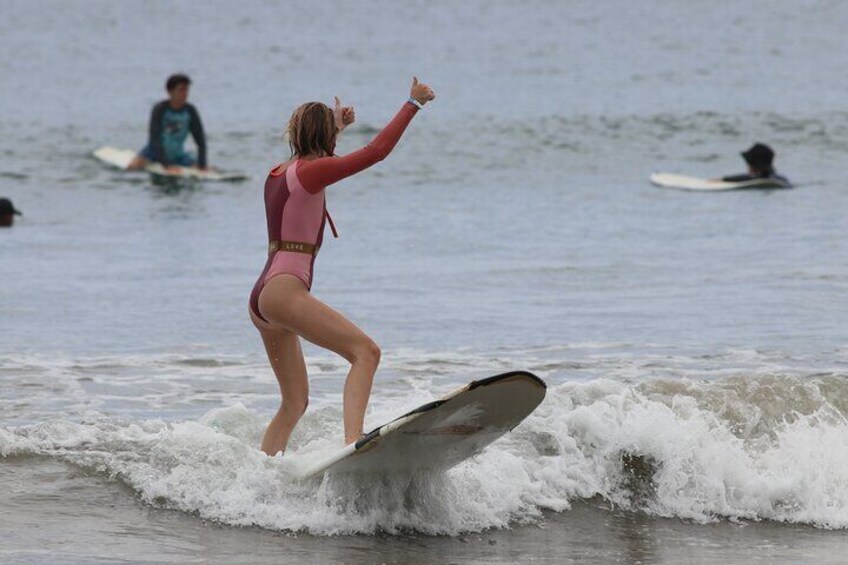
[{"xmin": 249, "ymin": 101, "xmax": 419, "ymax": 322}]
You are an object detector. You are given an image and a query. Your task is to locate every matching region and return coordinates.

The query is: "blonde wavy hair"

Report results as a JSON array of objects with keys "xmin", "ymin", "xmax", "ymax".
[{"xmin": 286, "ymin": 102, "xmax": 337, "ymax": 158}]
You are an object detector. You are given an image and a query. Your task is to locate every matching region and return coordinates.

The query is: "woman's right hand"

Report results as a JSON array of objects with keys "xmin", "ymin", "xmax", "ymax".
[
  {"xmin": 410, "ymin": 77, "xmax": 436, "ymax": 105},
  {"xmin": 334, "ymin": 96, "xmax": 355, "ymax": 132}
]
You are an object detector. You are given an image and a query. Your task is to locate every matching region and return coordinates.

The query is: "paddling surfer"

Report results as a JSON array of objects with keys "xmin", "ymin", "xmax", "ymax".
[
  {"xmin": 721, "ymin": 143, "xmax": 790, "ymax": 186},
  {"xmin": 127, "ymin": 74, "xmax": 209, "ymax": 172},
  {"xmin": 248, "ymin": 78, "xmax": 436, "ymax": 456}
]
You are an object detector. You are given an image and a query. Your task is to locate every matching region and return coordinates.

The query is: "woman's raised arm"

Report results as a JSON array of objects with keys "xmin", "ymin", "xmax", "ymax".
[{"xmin": 297, "ymin": 78, "xmax": 436, "ymax": 193}]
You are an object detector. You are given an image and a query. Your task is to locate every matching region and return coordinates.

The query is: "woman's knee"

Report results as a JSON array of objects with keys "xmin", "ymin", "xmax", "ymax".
[
  {"xmin": 296, "ymin": 395, "xmax": 309, "ymax": 416},
  {"xmin": 351, "ymin": 338, "xmax": 381, "ymax": 368},
  {"xmin": 283, "ymin": 394, "xmax": 309, "ymax": 418}
]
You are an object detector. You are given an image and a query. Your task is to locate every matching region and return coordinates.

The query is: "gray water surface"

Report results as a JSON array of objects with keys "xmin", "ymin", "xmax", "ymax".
[{"xmin": 2, "ymin": 1, "xmax": 848, "ymax": 563}]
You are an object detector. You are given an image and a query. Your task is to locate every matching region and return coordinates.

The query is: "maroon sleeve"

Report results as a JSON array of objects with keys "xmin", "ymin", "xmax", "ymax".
[{"xmin": 296, "ymin": 102, "xmax": 419, "ymax": 194}]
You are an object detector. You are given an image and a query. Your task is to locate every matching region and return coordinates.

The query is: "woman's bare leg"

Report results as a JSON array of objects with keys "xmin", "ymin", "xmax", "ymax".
[
  {"xmin": 258, "ymin": 275, "xmax": 381, "ymax": 444},
  {"xmin": 250, "ymin": 309, "xmax": 309, "ymax": 456}
]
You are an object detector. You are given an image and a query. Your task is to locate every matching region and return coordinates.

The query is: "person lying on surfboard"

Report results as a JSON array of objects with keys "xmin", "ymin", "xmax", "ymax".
[
  {"xmin": 719, "ymin": 143, "xmax": 790, "ymax": 186},
  {"xmin": 127, "ymin": 74, "xmax": 209, "ymax": 173},
  {"xmin": 248, "ymin": 77, "xmax": 436, "ymax": 456}
]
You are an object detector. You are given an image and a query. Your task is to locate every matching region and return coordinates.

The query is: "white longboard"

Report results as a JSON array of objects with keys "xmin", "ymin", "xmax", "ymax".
[
  {"xmin": 302, "ymin": 371, "xmax": 547, "ymax": 478},
  {"xmin": 650, "ymin": 172, "xmax": 790, "ymax": 191},
  {"xmin": 93, "ymin": 146, "xmax": 249, "ymax": 182}
]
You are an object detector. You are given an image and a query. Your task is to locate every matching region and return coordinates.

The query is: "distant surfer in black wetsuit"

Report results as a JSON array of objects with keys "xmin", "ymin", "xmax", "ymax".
[
  {"xmin": 128, "ymin": 74, "xmax": 209, "ymax": 172},
  {"xmin": 721, "ymin": 143, "xmax": 790, "ymax": 186}
]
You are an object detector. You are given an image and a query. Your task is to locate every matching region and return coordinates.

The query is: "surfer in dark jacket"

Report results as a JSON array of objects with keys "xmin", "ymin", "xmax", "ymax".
[
  {"xmin": 722, "ymin": 143, "xmax": 790, "ymax": 186},
  {"xmin": 128, "ymin": 74, "xmax": 209, "ymax": 172}
]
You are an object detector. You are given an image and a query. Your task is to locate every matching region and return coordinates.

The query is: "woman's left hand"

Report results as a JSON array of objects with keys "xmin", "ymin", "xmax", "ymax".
[{"xmin": 334, "ymin": 96, "xmax": 355, "ymax": 131}]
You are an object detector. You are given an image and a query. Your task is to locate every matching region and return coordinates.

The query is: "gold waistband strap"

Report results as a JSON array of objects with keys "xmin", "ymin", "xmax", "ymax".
[{"xmin": 268, "ymin": 240, "xmax": 317, "ymax": 255}]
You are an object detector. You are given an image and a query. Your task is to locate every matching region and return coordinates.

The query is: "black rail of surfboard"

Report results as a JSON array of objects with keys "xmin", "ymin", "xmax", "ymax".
[{"xmin": 354, "ymin": 370, "xmax": 545, "ymax": 450}]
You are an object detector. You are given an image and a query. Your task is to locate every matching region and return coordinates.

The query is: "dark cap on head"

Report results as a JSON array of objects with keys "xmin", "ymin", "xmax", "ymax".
[
  {"xmin": 166, "ymin": 73, "xmax": 192, "ymax": 92},
  {"xmin": 741, "ymin": 143, "xmax": 775, "ymax": 170},
  {"xmin": 0, "ymin": 198, "xmax": 22, "ymax": 216}
]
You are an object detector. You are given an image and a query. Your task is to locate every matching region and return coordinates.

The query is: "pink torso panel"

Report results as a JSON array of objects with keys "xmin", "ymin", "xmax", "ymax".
[
  {"xmin": 263, "ymin": 161, "xmax": 329, "ymax": 289},
  {"xmin": 249, "ymin": 101, "xmax": 419, "ymax": 321}
]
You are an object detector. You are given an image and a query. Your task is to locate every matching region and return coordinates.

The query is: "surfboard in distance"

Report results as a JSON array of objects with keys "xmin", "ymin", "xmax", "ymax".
[
  {"xmin": 92, "ymin": 146, "xmax": 249, "ymax": 182},
  {"xmin": 301, "ymin": 371, "xmax": 547, "ymax": 478},
  {"xmin": 650, "ymin": 172, "xmax": 790, "ymax": 191}
]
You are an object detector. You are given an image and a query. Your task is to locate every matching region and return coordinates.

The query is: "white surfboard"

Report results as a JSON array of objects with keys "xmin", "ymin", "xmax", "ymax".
[
  {"xmin": 302, "ymin": 371, "xmax": 546, "ymax": 478},
  {"xmin": 650, "ymin": 172, "xmax": 790, "ymax": 191},
  {"xmin": 93, "ymin": 146, "xmax": 249, "ymax": 182}
]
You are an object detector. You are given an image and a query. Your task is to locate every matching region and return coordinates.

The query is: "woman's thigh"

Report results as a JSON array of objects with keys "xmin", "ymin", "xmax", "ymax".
[
  {"xmin": 250, "ymin": 306, "xmax": 308, "ymax": 401},
  {"xmin": 258, "ymin": 275, "xmax": 374, "ymax": 363}
]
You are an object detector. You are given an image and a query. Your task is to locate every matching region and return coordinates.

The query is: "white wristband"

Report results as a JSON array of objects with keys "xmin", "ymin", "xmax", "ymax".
[{"xmin": 407, "ymin": 97, "xmax": 424, "ymax": 110}]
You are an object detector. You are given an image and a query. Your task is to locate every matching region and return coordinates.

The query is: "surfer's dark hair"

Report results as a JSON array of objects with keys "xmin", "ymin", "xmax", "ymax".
[
  {"xmin": 741, "ymin": 142, "xmax": 775, "ymax": 173},
  {"xmin": 287, "ymin": 102, "xmax": 337, "ymax": 158},
  {"xmin": 166, "ymin": 74, "xmax": 192, "ymax": 92}
]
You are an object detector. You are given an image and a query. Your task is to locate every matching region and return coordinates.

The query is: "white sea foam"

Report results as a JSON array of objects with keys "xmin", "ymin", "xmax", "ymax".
[{"xmin": 4, "ymin": 374, "xmax": 848, "ymax": 534}]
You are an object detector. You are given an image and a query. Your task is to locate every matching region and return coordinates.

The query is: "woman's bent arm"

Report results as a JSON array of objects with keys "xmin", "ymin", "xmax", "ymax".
[{"xmin": 296, "ymin": 102, "xmax": 419, "ymax": 193}]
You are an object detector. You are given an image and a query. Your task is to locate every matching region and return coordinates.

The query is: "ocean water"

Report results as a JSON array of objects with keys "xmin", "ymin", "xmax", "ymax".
[{"xmin": 2, "ymin": 0, "xmax": 848, "ymax": 563}]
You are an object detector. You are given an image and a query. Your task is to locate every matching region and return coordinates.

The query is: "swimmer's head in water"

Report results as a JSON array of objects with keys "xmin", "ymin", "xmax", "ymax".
[
  {"xmin": 287, "ymin": 102, "xmax": 337, "ymax": 158},
  {"xmin": 742, "ymin": 142, "xmax": 775, "ymax": 173},
  {"xmin": 0, "ymin": 197, "xmax": 21, "ymax": 228}
]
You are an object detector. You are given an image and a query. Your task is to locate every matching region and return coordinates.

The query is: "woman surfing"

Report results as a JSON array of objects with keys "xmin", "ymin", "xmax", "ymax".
[{"xmin": 249, "ymin": 77, "xmax": 436, "ymax": 456}]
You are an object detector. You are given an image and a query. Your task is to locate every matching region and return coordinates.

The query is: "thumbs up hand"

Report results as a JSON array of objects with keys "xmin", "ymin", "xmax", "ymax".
[
  {"xmin": 333, "ymin": 96, "xmax": 355, "ymax": 131},
  {"xmin": 410, "ymin": 77, "xmax": 436, "ymax": 105}
]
